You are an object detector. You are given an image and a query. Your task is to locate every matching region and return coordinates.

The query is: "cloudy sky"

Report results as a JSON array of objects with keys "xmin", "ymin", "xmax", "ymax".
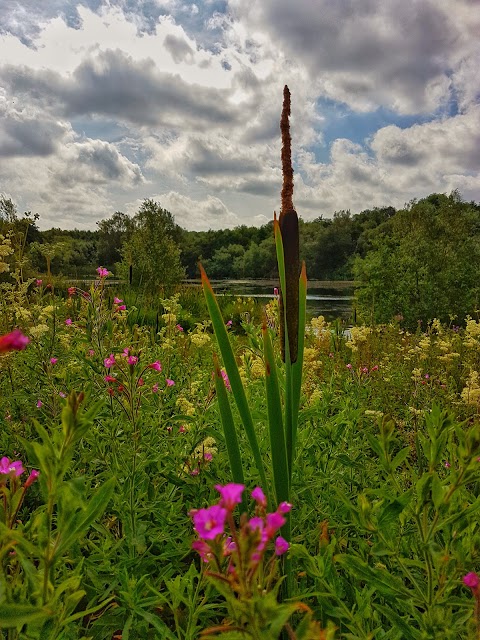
[{"xmin": 0, "ymin": 0, "xmax": 479, "ymax": 230}]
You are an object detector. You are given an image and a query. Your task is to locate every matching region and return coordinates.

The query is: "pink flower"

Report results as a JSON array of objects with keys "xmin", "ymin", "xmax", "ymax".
[
  {"xmin": 275, "ymin": 536, "xmax": 290, "ymax": 556},
  {"xmin": 176, "ymin": 324, "xmax": 184, "ymax": 332},
  {"xmin": 204, "ymin": 452, "xmax": 213, "ymax": 461},
  {"xmin": 463, "ymin": 572, "xmax": 480, "ymax": 589},
  {"xmin": 0, "ymin": 329, "xmax": 30, "ymax": 353},
  {"xmin": 116, "ymin": 305, "xmax": 127, "ymax": 311},
  {"xmin": 192, "ymin": 505, "xmax": 227, "ymax": 540},
  {"xmin": 277, "ymin": 501, "xmax": 292, "ymax": 514},
  {"xmin": 59, "ymin": 391, "xmax": 66, "ymax": 398},
  {"xmin": 166, "ymin": 379, "xmax": 175, "ymax": 387},
  {"xmin": 36, "ymin": 400, "xmax": 43, "ymax": 408},
  {"xmin": 65, "ymin": 318, "xmax": 72, "ymax": 326},
  {"xmin": 221, "ymin": 369, "xmax": 231, "ymax": 391},
  {"xmin": 137, "ymin": 378, "xmax": 144, "ymax": 387},
  {"xmin": 215, "ymin": 483, "xmax": 245, "ymax": 510},
  {"xmin": 104, "ymin": 354, "xmax": 116, "ymax": 368},
  {"xmin": 88, "ymin": 349, "xmax": 95, "ymax": 356},
  {"xmin": 251, "ymin": 487, "xmax": 267, "ymax": 507},
  {"xmin": 50, "ymin": 357, "xmax": 58, "ymax": 365},
  {"xmin": 67, "ymin": 287, "xmax": 76, "ymax": 296},
  {"xmin": 152, "ymin": 383, "xmax": 159, "ymax": 393},
  {"xmin": 192, "ymin": 539, "xmax": 212, "ymax": 563},
  {"xmin": 96, "ymin": 266, "xmax": 110, "ymax": 278},
  {"xmin": 266, "ymin": 511, "xmax": 286, "ymax": 535},
  {"xmin": 191, "ymin": 468, "xmax": 200, "ymax": 476},
  {"xmin": 25, "ymin": 469, "xmax": 40, "ymax": 488},
  {"xmin": 248, "ymin": 517, "xmax": 264, "ymax": 531},
  {"xmin": 273, "ymin": 287, "xmax": 279, "ymax": 297},
  {"xmin": 0, "ymin": 456, "xmax": 24, "ymax": 476},
  {"xmin": 127, "ymin": 355, "xmax": 138, "ymax": 365},
  {"xmin": 444, "ymin": 461, "xmax": 451, "ymax": 469},
  {"xmin": 178, "ymin": 425, "xmax": 186, "ymax": 433},
  {"xmin": 346, "ymin": 363, "xmax": 353, "ymax": 370},
  {"xmin": 424, "ymin": 374, "xmax": 430, "ymax": 379},
  {"xmin": 371, "ymin": 365, "xmax": 379, "ymax": 372},
  {"xmin": 35, "ymin": 279, "xmax": 42, "ymax": 286},
  {"xmin": 114, "ymin": 297, "xmax": 123, "ymax": 304},
  {"xmin": 149, "ymin": 361, "xmax": 162, "ymax": 371},
  {"xmin": 122, "ymin": 348, "xmax": 129, "ymax": 357},
  {"xmin": 362, "ymin": 367, "xmax": 368, "ymax": 374},
  {"xmin": 104, "ymin": 375, "xmax": 116, "ymax": 383},
  {"xmin": 226, "ymin": 320, "xmax": 233, "ymax": 327}
]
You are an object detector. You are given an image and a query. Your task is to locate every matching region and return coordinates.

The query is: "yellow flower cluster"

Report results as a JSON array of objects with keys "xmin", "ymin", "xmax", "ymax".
[
  {"xmin": 347, "ymin": 325, "xmax": 372, "ymax": 352},
  {"xmin": 461, "ymin": 371, "xmax": 480, "ymax": 406}
]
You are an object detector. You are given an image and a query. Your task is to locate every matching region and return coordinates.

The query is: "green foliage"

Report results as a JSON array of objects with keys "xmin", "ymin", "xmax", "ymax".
[{"xmin": 354, "ymin": 192, "xmax": 480, "ymax": 328}]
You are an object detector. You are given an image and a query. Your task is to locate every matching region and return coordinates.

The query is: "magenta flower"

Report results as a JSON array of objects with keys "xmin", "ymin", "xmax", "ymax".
[
  {"xmin": 204, "ymin": 452, "xmax": 213, "ymax": 461},
  {"xmin": 24, "ymin": 469, "xmax": 40, "ymax": 488},
  {"xmin": 362, "ymin": 366, "xmax": 368, "ymax": 374},
  {"xmin": 116, "ymin": 305, "xmax": 127, "ymax": 311},
  {"xmin": 127, "ymin": 355, "xmax": 138, "ymax": 365},
  {"xmin": 371, "ymin": 365, "xmax": 379, "ymax": 371},
  {"xmin": 463, "ymin": 572, "xmax": 480, "ymax": 589},
  {"xmin": 273, "ymin": 287, "xmax": 279, "ymax": 297},
  {"xmin": 65, "ymin": 318, "xmax": 72, "ymax": 326},
  {"xmin": 50, "ymin": 357, "xmax": 58, "ymax": 365},
  {"xmin": 0, "ymin": 329, "xmax": 30, "ymax": 353},
  {"xmin": 221, "ymin": 369, "xmax": 231, "ymax": 392},
  {"xmin": 215, "ymin": 483, "xmax": 245, "ymax": 510},
  {"xmin": 192, "ymin": 539, "xmax": 212, "ymax": 563},
  {"xmin": 152, "ymin": 383, "xmax": 159, "ymax": 393},
  {"xmin": 67, "ymin": 287, "xmax": 76, "ymax": 296},
  {"xmin": 166, "ymin": 379, "xmax": 175, "ymax": 387},
  {"xmin": 248, "ymin": 516, "xmax": 264, "ymax": 531},
  {"xmin": 114, "ymin": 297, "xmax": 123, "ymax": 304},
  {"xmin": 149, "ymin": 361, "xmax": 162, "ymax": 371},
  {"xmin": 88, "ymin": 349, "xmax": 95, "ymax": 356},
  {"xmin": 178, "ymin": 425, "xmax": 186, "ymax": 433},
  {"xmin": 251, "ymin": 487, "xmax": 267, "ymax": 507},
  {"xmin": 266, "ymin": 511, "xmax": 286, "ymax": 535},
  {"xmin": 176, "ymin": 324, "xmax": 184, "ymax": 332},
  {"xmin": 96, "ymin": 266, "xmax": 110, "ymax": 278},
  {"xmin": 104, "ymin": 354, "xmax": 116, "ymax": 368},
  {"xmin": 36, "ymin": 400, "xmax": 43, "ymax": 408},
  {"xmin": 104, "ymin": 375, "xmax": 116, "ymax": 383},
  {"xmin": 226, "ymin": 320, "xmax": 233, "ymax": 327},
  {"xmin": 122, "ymin": 348, "xmax": 129, "ymax": 357},
  {"xmin": 137, "ymin": 378, "xmax": 144, "ymax": 387},
  {"xmin": 346, "ymin": 363, "xmax": 353, "ymax": 370},
  {"xmin": 36, "ymin": 279, "xmax": 42, "ymax": 286},
  {"xmin": 275, "ymin": 536, "xmax": 289, "ymax": 556},
  {"xmin": 0, "ymin": 456, "xmax": 25, "ymax": 476},
  {"xmin": 192, "ymin": 505, "xmax": 227, "ymax": 540},
  {"xmin": 59, "ymin": 391, "xmax": 67, "ymax": 398},
  {"xmin": 277, "ymin": 501, "xmax": 292, "ymax": 514}
]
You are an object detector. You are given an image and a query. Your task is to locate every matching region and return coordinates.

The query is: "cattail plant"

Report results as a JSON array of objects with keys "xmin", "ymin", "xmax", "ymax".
[{"xmin": 201, "ymin": 87, "xmax": 307, "ymax": 539}]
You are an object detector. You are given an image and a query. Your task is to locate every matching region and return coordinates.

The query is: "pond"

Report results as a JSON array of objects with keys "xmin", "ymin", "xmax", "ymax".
[{"xmin": 186, "ymin": 279, "xmax": 355, "ymax": 323}]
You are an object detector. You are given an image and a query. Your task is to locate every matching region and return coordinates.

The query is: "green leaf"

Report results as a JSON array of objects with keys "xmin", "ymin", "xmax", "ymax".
[
  {"xmin": 200, "ymin": 263, "xmax": 267, "ymax": 490},
  {"xmin": 374, "ymin": 603, "xmax": 423, "ymax": 639},
  {"xmin": 391, "ymin": 446, "xmax": 410, "ymax": 469},
  {"xmin": 0, "ymin": 604, "xmax": 52, "ymax": 628}
]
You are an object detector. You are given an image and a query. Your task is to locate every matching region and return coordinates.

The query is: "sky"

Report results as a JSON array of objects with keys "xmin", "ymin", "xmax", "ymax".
[{"xmin": 0, "ymin": 0, "xmax": 479, "ymax": 231}]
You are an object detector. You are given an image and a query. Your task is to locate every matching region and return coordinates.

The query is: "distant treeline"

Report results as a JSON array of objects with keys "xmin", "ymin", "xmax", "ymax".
[{"xmin": 2, "ymin": 191, "xmax": 480, "ymax": 328}]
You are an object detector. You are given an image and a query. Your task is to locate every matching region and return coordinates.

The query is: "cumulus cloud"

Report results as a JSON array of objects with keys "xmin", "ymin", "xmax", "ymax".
[{"xmin": 149, "ymin": 191, "xmax": 240, "ymax": 230}]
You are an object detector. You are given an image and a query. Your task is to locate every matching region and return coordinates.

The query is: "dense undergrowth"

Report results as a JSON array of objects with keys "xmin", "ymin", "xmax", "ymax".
[{"xmin": 1, "ymin": 269, "xmax": 480, "ymax": 639}]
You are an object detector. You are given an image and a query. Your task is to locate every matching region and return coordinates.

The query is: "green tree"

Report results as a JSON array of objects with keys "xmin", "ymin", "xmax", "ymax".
[
  {"xmin": 96, "ymin": 211, "xmax": 134, "ymax": 267},
  {"xmin": 354, "ymin": 192, "xmax": 480, "ymax": 328},
  {"xmin": 120, "ymin": 200, "xmax": 184, "ymax": 289}
]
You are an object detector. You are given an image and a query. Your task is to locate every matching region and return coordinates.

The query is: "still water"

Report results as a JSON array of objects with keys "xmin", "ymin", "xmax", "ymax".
[{"xmin": 195, "ymin": 279, "xmax": 355, "ymax": 323}]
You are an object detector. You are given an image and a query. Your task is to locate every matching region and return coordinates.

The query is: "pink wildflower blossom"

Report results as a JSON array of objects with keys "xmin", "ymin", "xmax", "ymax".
[
  {"xmin": 249, "ymin": 517, "xmax": 264, "ymax": 531},
  {"xmin": 25, "ymin": 469, "xmax": 40, "ymax": 488},
  {"xmin": 444, "ymin": 461, "xmax": 451, "ymax": 469},
  {"xmin": 226, "ymin": 320, "xmax": 233, "ymax": 327},
  {"xmin": 50, "ymin": 357, "xmax": 58, "ymax": 365},
  {"xmin": 362, "ymin": 367, "xmax": 369, "ymax": 374},
  {"xmin": 88, "ymin": 349, "xmax": 95, "ymax": 356},
  {"xmin": 36, "ymin": 400, "xmax": 43, "ymax": 408},
  {"xmin": 0, "ymin": 457, "xmax": 24, "ymax": 476},
  {"xmin": 114, "ymin": 297, "xmax": 123, "ymax": 304},
  {"xmin": 215, "ymin": 483, "xmax": 245, "ymax": 510},
  {"xmin": 275, "ymin": 536, "xmax": 290, "ymax": 556},
  {"xmin": 278, "ymin": 501, "xmax": 292, "ymax": 514},
  {"xmin": 273, "ymin": 287, "xmax": 279, "ymax": 297},
  {"xmin": 204, "ymin": 452, "xmax": 213, "ymax": 461},
  {"xmin": 463, "ymin": 572, "xmax": 480, "ymax": 589},
  {"xmin": 166, "ymin": 378, "xmax": 175, "ymax": 387},
  {"xmin": 251, "ymin": 487, "xmax": 267, "ymax": 507},
  {"xmin": 96, "ymin": 266, "xmax": 110, "ymax": 278},
  {"xmin": 192, "ymin": 505, "xmax": 227, "ymax": 540},
  {"xmin": 104, "ymin": 375, "xmax": 116, "ymax": 383},
  {"xmin": 176, "ymin": 324, "xmax": 184, "ymax": 332},
  {"xmin": 68, "ymin": 287, "xmax": 76, "ymax": 296},
  {"xmin": 191, "ymin": 468, "xmax": 200, "ymax": 476},
  {"xmin": 122, "ymin": 348, "xmax": 129, "ymax": 357},
  {"xmin": 266, "ymin": 512, "xmax": 286, "ymax": 535},
  {"xmin": 152, "ymin": 383, "xmax": 159, "ymax": 393},
  {"xmin": 59, "ymin": 391, "xmax": 66, "ymax": 398},
  {"xmin": 36, "ymin": 279, "xmax": 42, "ymax": 286},
  {"xmin": 371, "ymin": 365, "xmax": 379, "ymax": 372},
  {"xmin": 221, "ymin": 369, "xmax": 231, "ymax": 391},
  {"xmin": 116, "ymin": 305, "xmax": 127, "ymax": 311},
  {"xmin": 149, "ymin": 361, "xmax": 162, "ymax": 371},
  {"xmin": 0, "ymin": 329, "xmax": 30, "ymax": 353},
  {"xmin": 178, "ymin": 425, "xmax": 186, "ymax": 433},
  {"xmin": 192, "ymin": 539, "xmax": 212, "ymax": 563},
  {"xmin": 127, "ymin": 355, "xmax": 138, "ymax": 365},
  {"xmin": 104, "ymin": 354, "xmax": 116, "ymax": 368},
  {"xmin": 346, "ymin": 363, "xmax": 353, "ymax": 370},
  {"xmin": 137, "ymin": 378, "xmax": 144, "ymax": 387},
  {"xmin": 65, "ymin": 318, "xmax": 72, "ymax": 326}
]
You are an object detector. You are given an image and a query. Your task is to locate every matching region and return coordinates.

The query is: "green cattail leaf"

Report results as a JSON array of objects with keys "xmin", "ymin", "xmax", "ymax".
[
  {"xmin": 200, "ymin": 263, "xmax": 267, "ymax": 490},
  {"xmin": 213, "ymin": 354, "xmax": 245, "ymax": 487},
  {"xmin": 291, "ymin": 261, "xmax": 307, "ymax": 463},
  {"xmin": 263, "ymin": 321, "xmax": 289, "ymax": 506}
]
